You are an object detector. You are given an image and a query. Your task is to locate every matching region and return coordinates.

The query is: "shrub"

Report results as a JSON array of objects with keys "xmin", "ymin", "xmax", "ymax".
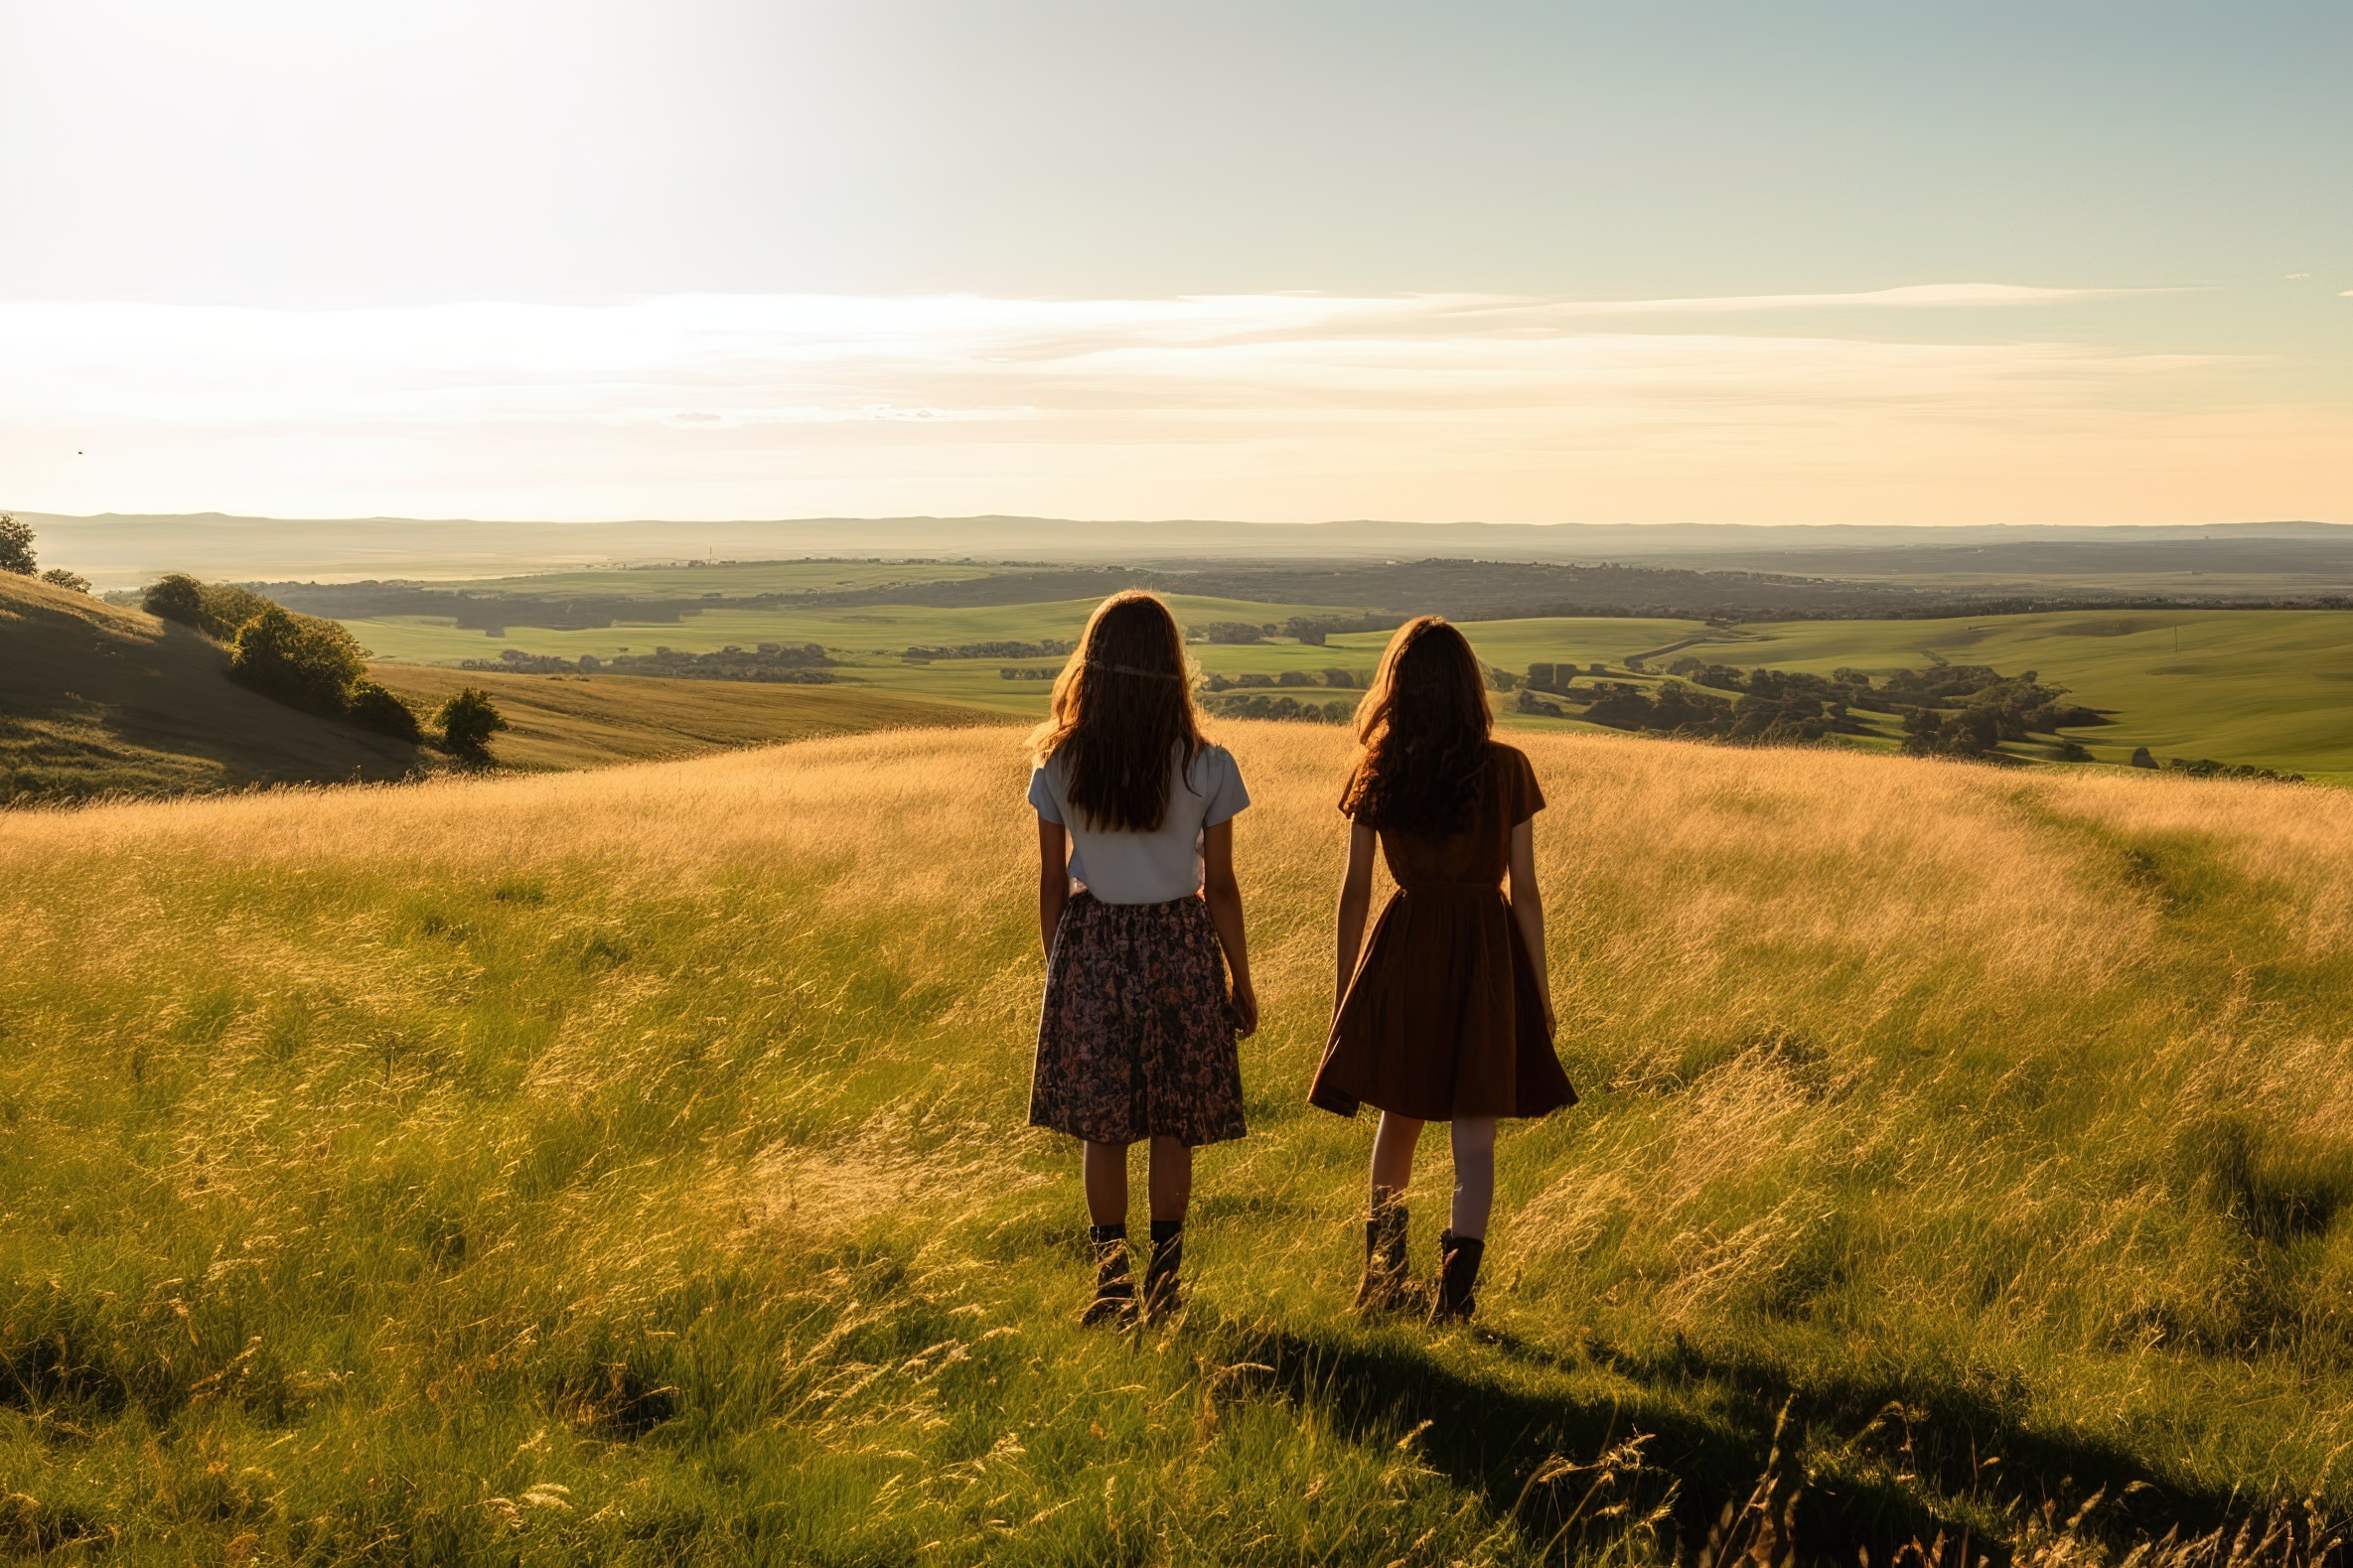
[
  {"xmin": 230, "ymin": 607, "xmax": 369, "ymax": 715},
  {"xmin": 2131, "ymin": 746, "xmax": 2157, "ymax": 769},
  {"xmin": 142, "ymin": 572, "xmax": 208, "ymax": 627},
  {"xmin": 345, "ymin": 678, "xmax": 424, "ymax": 742},
  {"xmin": 143, "ymin": 574, "xmax": 281, "ymax": 641},
  {"xmin": 438, "ymin": 687, "xmax": 510, "ymax": 755},
  {"xmin": 40, "ymin": 567, "xmax": 90, "ymax": 594},
  {"xmin": 0, "ymin": 514, "xmax": 33, "ymax": 576}
]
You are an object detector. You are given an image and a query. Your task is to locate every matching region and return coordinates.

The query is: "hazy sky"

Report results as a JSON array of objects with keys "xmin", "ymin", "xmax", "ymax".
[{"xmin": 1, "ymin": 1, "xmax": 2346, "ymax": 524}]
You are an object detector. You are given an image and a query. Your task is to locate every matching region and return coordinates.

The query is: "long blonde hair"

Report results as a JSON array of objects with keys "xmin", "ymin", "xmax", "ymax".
[{"xmin": 1029, "ymin": 592, "xmax": 1206, "ymax": 832}]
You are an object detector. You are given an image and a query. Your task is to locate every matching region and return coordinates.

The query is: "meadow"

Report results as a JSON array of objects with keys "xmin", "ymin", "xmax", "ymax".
[{"xmin": 4, "ymin": 725, "xmax": 2349, "ymax": 1565}]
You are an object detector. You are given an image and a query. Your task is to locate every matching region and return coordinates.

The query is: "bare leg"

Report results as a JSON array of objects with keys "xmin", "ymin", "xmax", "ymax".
[
  {"xmin": 1083, "ymin": 1140, "xmax": 1129, "ymax": 1227},
  {"xmin": 1447, "ymin": 1116, "xmax": 1498, "ymax": 1239},
  {"xmin": 1370, "ymin": 1111, "xmax": 1423, "ymax": 1199},
  {"xmin": 1146, "ymin": 1136, "xmax": 1193, "ymax": 1223}
]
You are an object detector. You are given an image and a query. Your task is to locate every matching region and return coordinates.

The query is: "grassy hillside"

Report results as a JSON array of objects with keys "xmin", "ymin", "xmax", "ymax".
[
  {"xmin": 371, "ymin": 663, "xmax": 1011, "ymax": 773},
  {"xmin": 1617, "ymin": 609, "xmax": 2353, "ymax": 781},
  {"xmin": 3, "ymin": 728, "xmax": 2346, "ymax": 1564},
  {"xmin": 0, "ymin": 571, "xmax": 425, "ymax": 803}
]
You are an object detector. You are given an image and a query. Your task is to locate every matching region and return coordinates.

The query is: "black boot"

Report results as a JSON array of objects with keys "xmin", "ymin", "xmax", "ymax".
[
  {"xmin": 1429, "ymin": 1230, "xmax": 1485, "ymax": 1324},
  {"xmin": 1081, "ymin": 1224, "xmax": 1135, "ymax": 1328},
  {"xmin": 1352, "ymin": 1191, "xmax": 1413, "ymax": 1315},
  {"xmin": 1141, "ymin": 1219, "xmax": 1184, "ymax": 1321}
]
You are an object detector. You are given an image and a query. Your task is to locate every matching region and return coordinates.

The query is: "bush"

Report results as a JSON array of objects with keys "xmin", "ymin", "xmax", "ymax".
[
  {"xmin": 142, "ymin": 572, "xmax": 208, "ymax": 627},
  {"xmin": 230, "ymin": 607, "xmax": 369, "ymax": 715},
  {"xmin": 438, "ymin": 687, "xmax": 510, "ymax": 755},
  {"xmin": 0, "ymin": 514, "xmax": 36, "ymax": 575},
  {"xmin": 143, "ymin": 574, "xmax": 281, "ymax": 641},
  {"xmin": 345, "ymin": 678, "xmax": 424, "ymax": 742},
  {"xmin": 40, "ymin": 567, "xmax": 90, "ymax": 594},
  {"xmin": 2131, "ymin": 746, "xmax": 2157, "ymax": 769}
]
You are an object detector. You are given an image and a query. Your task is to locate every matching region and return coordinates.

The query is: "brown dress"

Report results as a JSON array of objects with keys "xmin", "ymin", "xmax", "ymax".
[{"xmin": 1308, "ymin": 742, "xmax": 1577, "ymax": 1123}]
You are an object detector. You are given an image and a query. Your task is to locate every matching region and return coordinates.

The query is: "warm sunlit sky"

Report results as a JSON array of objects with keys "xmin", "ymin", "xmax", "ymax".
[{"xmin": 1, "ymin": 1, "xmax": 2346, "ymax": 526}]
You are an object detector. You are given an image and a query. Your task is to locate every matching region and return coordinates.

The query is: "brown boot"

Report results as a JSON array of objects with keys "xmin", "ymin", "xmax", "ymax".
[
  {"xmin": 1081, "ymin": 1225, "xmax": 1136, "ymax": 1328},
  {"xmin": 1352, "ymin": 1192, "xmax": 1413, "ymax": 1315},
  {"xmin": 1429, "ymin": 1230, "xmax": 1485, "ymax": 1324}
]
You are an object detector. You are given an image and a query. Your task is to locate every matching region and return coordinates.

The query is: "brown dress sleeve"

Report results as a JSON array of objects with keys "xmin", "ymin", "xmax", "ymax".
[
  {"xmin": 1338, "ymin": 761, "xmax": 1366, "ymax": 819},
  {"xmin": 1505, "ymin": 746, "xmax": 1544, "ymax": 825}
]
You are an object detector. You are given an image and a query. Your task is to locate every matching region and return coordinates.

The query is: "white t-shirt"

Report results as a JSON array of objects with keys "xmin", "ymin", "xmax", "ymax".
[{"xmin": 1027, "ymin": 743, "xmax": 1250, "ymax": 905}]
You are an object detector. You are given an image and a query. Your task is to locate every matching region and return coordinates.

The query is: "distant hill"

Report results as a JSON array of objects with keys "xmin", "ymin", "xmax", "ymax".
[
  {"xmin": 17, "ymin": 509, "xmax": 2352, "ymax": 588},
  {"xmin": 0, "ymin": 570, "xmax": 426, "ymax": 803}
]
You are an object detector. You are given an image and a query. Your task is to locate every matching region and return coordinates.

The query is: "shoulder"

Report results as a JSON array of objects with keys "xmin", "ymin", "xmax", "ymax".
[
  {"xmin": 1487, "ymin": 740, "xmax": 1545, "ymax": 816},
  {"xmin": 1486, "ymin": 740, "xmax": 1534, "ymax": 778},
  {"xmin": 1191, "ymin": 741, "xmax": 1240, "ymax": 781}
]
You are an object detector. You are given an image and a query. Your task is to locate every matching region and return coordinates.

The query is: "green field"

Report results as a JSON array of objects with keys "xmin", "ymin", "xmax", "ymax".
[
  {"xmin": 1627, "ymin": 609, "xmax": 2353, "ymax": 782},
  {"xmin": 5, "ymin": 725, "xmax": 2349, "ymax": 1564},
  {"xmin": 336, "ymin": 595, "xmax": 2353, "ymax": 781},
  {"xmin": 344, "ymin": 596, "xmax": 1386, "ymax": 717}
]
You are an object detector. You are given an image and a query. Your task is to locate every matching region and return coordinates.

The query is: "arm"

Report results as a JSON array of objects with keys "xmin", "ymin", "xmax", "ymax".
[
  {"xmin": 1200, "ymin": 819, "xmax": 1257, "ymax": 1037},
  {"xmin": 1037, "ymin": 816, "xmax": 1070, "ymax": 955},
  {"xmin": 1333, "ymin": 820, "xmax": 1377, "ymax": 1015},
  {"xmin": 1507, "ymin": 817, "xmax": 1555, "ymax": 1035}
]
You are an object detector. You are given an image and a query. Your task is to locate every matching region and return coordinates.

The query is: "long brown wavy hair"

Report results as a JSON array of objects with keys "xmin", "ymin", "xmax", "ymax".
[
  {"xmin": 1344, "ymin": 617, "xmax": 1492, "ymax": 836},
  {"xmin": 1029, "ymin": 591, "xmax": 1206, "ymax": 832}
]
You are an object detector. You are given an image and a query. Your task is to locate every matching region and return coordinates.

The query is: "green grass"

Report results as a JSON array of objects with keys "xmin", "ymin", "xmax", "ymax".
[{"xmin": 2, "ymin": 727, "xmax": 2348, "ymax": 1564}]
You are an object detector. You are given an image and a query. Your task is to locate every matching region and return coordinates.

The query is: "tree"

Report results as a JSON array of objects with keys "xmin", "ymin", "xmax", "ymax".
[
  {"xmin": 143, "ymin": 573, "xmax": 209, "ymax": 627},
  {"xmin": 0, "ymin": 514, "xmax": 34, "ymax": 576},
  {"xmin": 40, "ymin": 568, "xmax": 91, "ymax": 594},
  {"xmin": 143, "ymin": 573, "xmax": 278, "ymax": 640},
  {"xmin": 229, "ymin": 607, "xmax": 368, "ymax": 715},
  {"xmin": 437, "ymin": 686, "xmax": 510, "ymax": 755},
  {"xmin": 2130, "ymin": 746, "xmax": 2157, "ymax": 769}
]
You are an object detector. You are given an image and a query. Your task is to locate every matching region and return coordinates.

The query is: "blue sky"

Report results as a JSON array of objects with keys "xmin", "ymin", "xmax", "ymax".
[{"xmin": 0, "ymin": 1, "xmax": 2345, "ymax": 524}]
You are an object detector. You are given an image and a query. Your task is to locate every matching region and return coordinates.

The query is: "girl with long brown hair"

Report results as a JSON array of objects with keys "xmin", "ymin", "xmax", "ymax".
[
  {"xmin": 1308, "ymin": 616, "xmax": 1576, "ymax": 1323},
  {"xmin": 1028, "ymin": 591, "xmax": 1257, "ymax": 1327}
]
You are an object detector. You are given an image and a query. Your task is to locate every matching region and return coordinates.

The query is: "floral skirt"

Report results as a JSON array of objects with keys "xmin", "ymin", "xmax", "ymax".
[{"xmin": 1030, "ymin": 891, "xmax": 1247, "ymax": 1147}]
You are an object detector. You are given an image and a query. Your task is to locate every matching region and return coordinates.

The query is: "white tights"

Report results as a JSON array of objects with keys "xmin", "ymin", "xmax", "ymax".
[{"xmin": 1369, "ymin": 1112, "xmax": 1499, "ymax": 1238}]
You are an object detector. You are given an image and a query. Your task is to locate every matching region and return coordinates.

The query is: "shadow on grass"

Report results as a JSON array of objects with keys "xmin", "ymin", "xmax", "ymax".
[{"xmin": 1188, "ymin": 1313, "xmax": 2296, "ymax": 1565}]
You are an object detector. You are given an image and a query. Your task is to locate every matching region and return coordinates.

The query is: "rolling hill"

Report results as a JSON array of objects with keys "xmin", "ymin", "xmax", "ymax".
[
  {"xmin": 2, "ymin": 723, "xmax": 2345, "ymax": 1563},
  {"xmin": 0, "ymin": 569, "xmax": 425, "ymax": 803},
  {"xmin": 0, "ymin": 570, "xmax": 1005, "ymax": 803}
]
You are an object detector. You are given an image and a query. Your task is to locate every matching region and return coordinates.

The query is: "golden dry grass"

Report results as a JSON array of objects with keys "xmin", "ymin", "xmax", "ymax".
[{"xmin": 3, "ymin": 724, "xmax": 2349, "ymax": 1563}]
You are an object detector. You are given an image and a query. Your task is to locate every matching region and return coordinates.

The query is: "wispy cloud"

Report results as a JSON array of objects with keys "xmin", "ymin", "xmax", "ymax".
[{"xmin": 0, "ymin": 290, "xmax": 2325, "ymax": 525}]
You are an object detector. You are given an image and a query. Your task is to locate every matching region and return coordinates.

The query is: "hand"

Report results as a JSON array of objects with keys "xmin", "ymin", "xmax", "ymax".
[{"xmin": 1229, "ymin": 975, "xmax": 1259, "ymax": 1039}]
